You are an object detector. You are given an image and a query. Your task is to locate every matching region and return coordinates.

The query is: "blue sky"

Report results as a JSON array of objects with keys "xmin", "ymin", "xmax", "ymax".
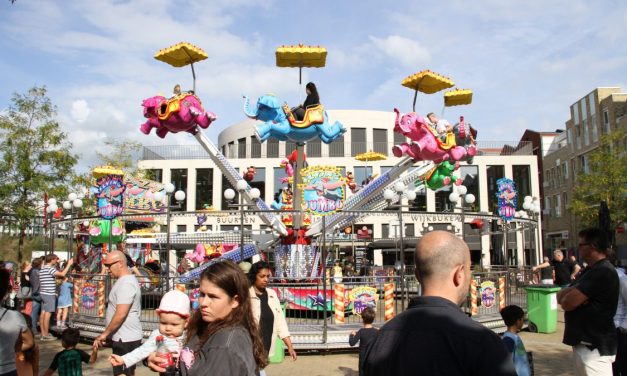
[{"xmin": 1, "ymin": 0, "xmax": 626, "ymax": 171}]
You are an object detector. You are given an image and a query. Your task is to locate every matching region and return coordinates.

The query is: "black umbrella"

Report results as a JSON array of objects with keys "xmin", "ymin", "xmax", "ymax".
[{"xmin": 598, "ymin": 200, "xmax": 614, "ymax": 249}]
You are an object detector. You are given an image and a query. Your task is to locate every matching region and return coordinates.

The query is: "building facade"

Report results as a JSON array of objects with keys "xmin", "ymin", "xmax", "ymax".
[
  {"xmin": 542, "ymin": 87, "xmax": 627, "ymax": 255},
  {"xmin": 138, "ymin": 110, "xmax": 541, "ymax": 267}
]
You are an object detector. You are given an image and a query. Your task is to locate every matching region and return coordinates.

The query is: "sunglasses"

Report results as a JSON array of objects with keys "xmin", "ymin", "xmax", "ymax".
[{"xmin": 104, "ymin": 260, "xmax": 120, "ymax": 268}]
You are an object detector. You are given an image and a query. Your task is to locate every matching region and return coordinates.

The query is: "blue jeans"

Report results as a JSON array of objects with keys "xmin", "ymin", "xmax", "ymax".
[{"xmin": 31, "ymin": 298, "xmax": 41, "ymax": 334}]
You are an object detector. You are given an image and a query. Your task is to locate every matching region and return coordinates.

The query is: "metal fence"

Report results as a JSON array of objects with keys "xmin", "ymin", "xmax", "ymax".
[{"xmin": 69, "ymin": 266, "xmax": 534, "ymax": 343}]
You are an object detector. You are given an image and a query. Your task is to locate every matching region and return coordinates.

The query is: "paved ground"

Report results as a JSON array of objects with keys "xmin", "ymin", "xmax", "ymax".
[{"xmin": 37, "ymin": 312, "xmax": 575, "ymax": 376}]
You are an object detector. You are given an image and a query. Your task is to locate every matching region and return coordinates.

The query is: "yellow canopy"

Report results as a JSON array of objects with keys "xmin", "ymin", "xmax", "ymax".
[
  {"xmin": 93, "ymin": 165, "xmax": 124, "ymax": 179},
  {"xmin": 444, "ymin": 89, "xmax": 473, "ymax": 106},
  {"xmin": 402, "ymin": 70, "xmax": 454, "ymax": 94},
  {"xmin": 355, "ymin": 151, "xmax": 387, "ymax": 162},
  {"xmin": 276, "ymin": 44, "xmax": 327, "ymax": 68},
  {"xmin": 154, "ymin": 42, "xmax": 208, "ymax": 68}
]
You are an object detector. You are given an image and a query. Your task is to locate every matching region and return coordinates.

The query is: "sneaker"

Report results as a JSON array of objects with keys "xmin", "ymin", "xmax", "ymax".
[
  {"xmin": 34, "ymin": 333, "xmax": 42, "ymax": 339},
  {"xmin": 40, "ymin": 335, "xmax": 56, "ymax": 342}
]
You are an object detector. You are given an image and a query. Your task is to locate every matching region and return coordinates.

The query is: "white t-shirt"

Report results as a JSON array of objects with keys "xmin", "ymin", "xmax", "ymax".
[
  {"xmin": 0, "ymin": 308, "xmax": 27, "ymax": 373},
  {"xmin": 435, "ymin": 119, "xmax": 451, "ymax": 135},
  {"xmin": 106, "ymin": 274, "xmax": 143, "ymax": 342}
]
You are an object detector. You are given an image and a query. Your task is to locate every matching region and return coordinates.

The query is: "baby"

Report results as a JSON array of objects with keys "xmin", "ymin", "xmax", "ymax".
[{"xmin": 109, "ymin": 290, "xmax": 190, "ymax": 369}]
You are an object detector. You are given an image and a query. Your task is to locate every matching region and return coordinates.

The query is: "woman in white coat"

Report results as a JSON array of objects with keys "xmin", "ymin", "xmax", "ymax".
[{"xmin": 248, "ymin": 261, "xmax": 297, "ymax": 372}]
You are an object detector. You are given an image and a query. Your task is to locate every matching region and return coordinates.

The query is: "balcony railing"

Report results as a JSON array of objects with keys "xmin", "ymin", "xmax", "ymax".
[{"xmin": 142, "ymin": 141, "xmax": 533, "ymax": 161}]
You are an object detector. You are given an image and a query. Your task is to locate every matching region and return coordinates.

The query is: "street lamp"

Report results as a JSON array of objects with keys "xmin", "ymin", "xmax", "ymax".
[
  {"xmin": 522, "ymin": 196, "xmax": 542, "ymax": 264},
  {"xmin": 164, "ymin": 182, "xmax": 186, "ymax": 288},
  {"xmin": 383, "ymin": 182, "xmax": 417, "ymax": 310},
  {"xmin": 448, "ymin": 185, "xmax": 476, "ymax": 241},
  {"xmin": 47, "ymin": 198, "xmax": 58, "ymax": 254},
  {"xmin": 62, "ymin": 193, "xmax": 83, "ymax": 260},
  {"xmin": 224, "ymin": 181, "xmax": 261, "ymax": 264}
]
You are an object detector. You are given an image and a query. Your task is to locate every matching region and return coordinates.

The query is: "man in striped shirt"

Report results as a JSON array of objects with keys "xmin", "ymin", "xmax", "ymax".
[{"xmin": 39, "ymin": 253, "xmax": 74, "ymax": 341}]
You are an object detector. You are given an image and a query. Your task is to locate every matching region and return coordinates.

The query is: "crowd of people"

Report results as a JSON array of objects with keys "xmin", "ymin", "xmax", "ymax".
[{"xmin": 1, "ymin": 226, "xmax": 624, "ymax": 375}]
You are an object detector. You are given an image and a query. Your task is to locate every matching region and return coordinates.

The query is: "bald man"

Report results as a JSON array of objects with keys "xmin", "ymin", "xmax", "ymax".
[
  {"xmin": 363, "ymin": 231, "xmax": 516, "ymax": 376},
  {"xmin": 93, "ymin": 251, "xmax": 143, "ymax": 376}
]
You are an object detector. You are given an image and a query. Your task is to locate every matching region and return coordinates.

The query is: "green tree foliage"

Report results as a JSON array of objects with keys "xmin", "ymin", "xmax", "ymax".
[
  {"xmin": 0, "ymin": 86, "xmax": 79, "ymax": 262},
  {"xmin": 569, "ymin": 128, "xmax": 627, "ymax": 231}
]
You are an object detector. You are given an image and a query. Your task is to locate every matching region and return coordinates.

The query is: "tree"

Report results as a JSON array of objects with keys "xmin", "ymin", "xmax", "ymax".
[
  {"xmin": 0, "ymin": 86, "xmax": 79, "ymax": 262},
  {"xmin": 569, "ymin": 127, "xmax": 627, "ymax": 241}
]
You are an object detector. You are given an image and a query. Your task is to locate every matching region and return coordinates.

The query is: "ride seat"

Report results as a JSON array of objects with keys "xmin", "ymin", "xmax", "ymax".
[{"xmin": 283, "ymin": 103, "xmax": 325, "ymax": 128}]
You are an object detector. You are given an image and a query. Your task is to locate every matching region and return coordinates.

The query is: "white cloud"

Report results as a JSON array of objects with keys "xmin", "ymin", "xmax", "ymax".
[
  {"xmin": 70, "ymin": 100, "xmax": 90, "ymax": 123},
  {"xmin": 369, "ymin": 35, "xmax": 431, "ymax": 68}
]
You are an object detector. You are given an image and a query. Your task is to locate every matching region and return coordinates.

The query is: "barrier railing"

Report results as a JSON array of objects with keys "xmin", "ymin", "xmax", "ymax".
[{"xmin": 68, "ymin": 267, "xmax": 534, "ymax": 345}]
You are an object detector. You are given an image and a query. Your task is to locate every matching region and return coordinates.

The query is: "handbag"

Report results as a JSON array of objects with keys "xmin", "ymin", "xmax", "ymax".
[{"xmin": 16, "ymin": 285, "xmax": 31, "ymax": 300}]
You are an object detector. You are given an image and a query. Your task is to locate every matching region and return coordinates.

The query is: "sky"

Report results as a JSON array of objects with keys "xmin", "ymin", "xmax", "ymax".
[{"xmin": 1, "ymin": 0, "xmax": 626, "ymax": 172}]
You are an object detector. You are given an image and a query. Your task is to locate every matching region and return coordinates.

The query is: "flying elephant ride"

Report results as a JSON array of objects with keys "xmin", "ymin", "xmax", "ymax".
[
  {"xmin": 243, "ymin": 94, "xmax": 345, "ymax": 144},
  {"xmin": 140, "ymin": 92, "xmax": 217, "ymax": 138}
]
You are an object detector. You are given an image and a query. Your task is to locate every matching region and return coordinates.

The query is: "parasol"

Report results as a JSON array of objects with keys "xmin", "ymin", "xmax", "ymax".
[
  {"xmin": 154, "ymin": 42, "xmax": 208, "ymax": 93},
  {"xmin": 444, "ymin": 88, "xmax": 473, "ymax": 107},
  {"xmin": 402, "ymin": 70, "xmax": 454, "ymax": 112},
  {"xmin": 276, "ymin": 43, "xmax": 327, "ymax": 84}
]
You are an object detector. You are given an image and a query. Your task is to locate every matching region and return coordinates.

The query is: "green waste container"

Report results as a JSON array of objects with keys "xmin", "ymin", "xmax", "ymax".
[
  {"xmin": 524, "ymin": 286, "xmax": 561, "ymax": 333},
  {"xmin": 268, "ymin": 303, "xmax": 287, "ymax": 364}
]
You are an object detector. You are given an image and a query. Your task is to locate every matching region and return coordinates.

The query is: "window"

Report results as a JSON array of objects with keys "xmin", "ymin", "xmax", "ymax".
[
  {"xmin": 393, "ymin": 132, "xmax": 405, "ymax": 146},
  {"xmin": 195, "ymin": 168, "xmax": 213, "ymax": 210},
  {"xmin": 228, "ymin": 142, "xmax": 235, "ymax": 158},
  {"xmin": 306, "ymin": 139, "xmax": 322, "ymax": 158},
  {"xmin": 409, "ymin": 189, "xmax": 427, "ymax": 212},
  {"xmin": 555, "ymin": 194, "xmax": 561, "ymax": 217},
  {"xmin": 588, "ymin": 93, "xmax": 596, "ymax": 115},
  {"xmin": 562, "ymin": 162, "xmax": 568, "ymax": 180},
  {"xmin": 267, "ymin": 138, "xmax": 279, "ymax": 158},
  {"xmin": 513, "ymin": 165, "xmax": 531, "ymax": 201},
  {"xmin": 249, "ymin": 167, "xmax": 266, "ymax": 201},
  {"xmin": 373, "ymin": 129, "xmax": 388, "ymax": 156},
  {"xmin": 354, "ymin": 166, "xmax": 373, "ymax": 187},
  {"xmin": 145, "ymin": 169, "xmax": 162, "ymax": 182},
  {"xmin": 177, "ymin": 225, "xmax": 187, "ymax": 233},
  {"xmin": 329, "ymin": 135, "xmax": 345, "ymax": 157},
  {"xmin": 251, "ymin": 137, "xmax": 261, "ymax": 158},
  {"xmin": 460, "ymin": 165, "xmax": 479, "ymax": 211},
  {"xmin": 583, "ymin": 119, "xmax": 589, "ymax": 146},
  {"xmin": 273, "ymin": 167, "xmax": 288, "ymax": 197},
  {"xmin": 221, "ymin": 171, "xmax": 237, "ymax": 210},
  {"xmin": 170, "ymin": 169, "xmax": 188, "ymax": 211},
  {"xmin": 545, "ymin": 197, "xmax": 551, "ymax": 216},
  {"xmin": 380, "ymin": 166, "xmax": 393, "ymax": 176},
  {"xmin": 567, "ymin": 129, "xmax": 573, "ymax": 150},
  {"xmin": 285, "ymin": 141, "xmax": 297, "ymax": 155},
  {"xmin": 562, "ymin": 192, "xmax": 568, "ymax": 212},
  {"xmin": 591, "ymin": 114, "xmax": 598, "ymax": 142},
  {"xmin": 572, "ymin": 102, "xmax": 580, "ymax": 124},
  {"xmin": 575, "ymin": 124, "xmax": 582, "ymax": 150},
  {"xmin": 238, "ymin": 138, "xmax": 246, "ymax": 158},
  {"xmin": 579, "ymin": 155, "xmax": 588, "ymax": 174},
  {"xmin": 603, "ymin": 109, "xmax": 610, "ymax": 134},
  {"xmin": 487, "ymin": 165, "xmax": 505, "ymax": 213},
  {"xmin": 581, "ymin": 98, "xmax": 588, "ymax": 119},
  {"xmin": 351, "ymin": 128, "xmax": 367, "ymax": 156}
]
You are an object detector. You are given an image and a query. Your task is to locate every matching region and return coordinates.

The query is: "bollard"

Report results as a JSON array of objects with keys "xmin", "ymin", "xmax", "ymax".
[
  {"xmin": 72, "ymin": 278, "xmax": 82, "ymax": 314},
  {"xmin": 334, "ymin": 284, "xmax": 345, "ymax": 324},
  {"xmin": 498, "ymin": 277, "xmax": 506, "ymax": 311},
  {"xmin": 384, "ymin": 283, "xmax": 395, "ymax": 321},
  {"xmin": 470, "ymin": 279, "xmax": 478, "ymax": 316},
  {"xmin": 97, "ymin": 281, "xmax": 106, "ymax": 318}
]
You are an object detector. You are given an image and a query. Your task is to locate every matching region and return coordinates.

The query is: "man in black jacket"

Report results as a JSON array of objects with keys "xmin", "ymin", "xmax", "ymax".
[{"xmin": 362, "ymin": 231, "xmax": 516, "ymax": 376}]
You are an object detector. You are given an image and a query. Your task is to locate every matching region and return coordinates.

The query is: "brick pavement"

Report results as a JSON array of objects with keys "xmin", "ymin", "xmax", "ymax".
[{"xmin": 36, "ymin": 312, "xmax": 575, "ymax": 376}]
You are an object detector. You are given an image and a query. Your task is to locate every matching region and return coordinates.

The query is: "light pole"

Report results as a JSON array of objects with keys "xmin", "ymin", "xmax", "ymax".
[
  {"xmin": 522, "ymin": 196, "xmax": 542, "ymax": 264},
  {"xmin": 448, "ymin": 185, "xmax": 476, "ymax": 241},
  {"xmin": 224, "ymin": 181, "xmax": 261, "ymax": 264},
  {"xmin": 383, "ymin": 182, "xmax": 417, "ymax": 310},
  {"xmin": 46, "ymin": 198, "xmax": 59, "ymax": 255},
  {"xmin": 164, "ymin": 182, "xmax": 186, "ymax": 289},
  {"xmin": 62, "ymin": 193, "xmax": 83, "ymax": 261}
]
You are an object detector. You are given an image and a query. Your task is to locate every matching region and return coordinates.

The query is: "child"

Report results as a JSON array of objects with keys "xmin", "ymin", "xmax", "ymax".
[
  {"xmin": 56, "ymin": 276, "xmax": 73, "ymax": 329},
  {"xmin": 349, "ymin": 307, "xmax": 379, "ymax": 376},
  {"xmin": 109, "ymin": 289, "xmax": 190, "ymax": 369},
  {"xmin": 16, "ymin": 313, "xmax": 39, "ymax": 376},
  {"xmin": 43, "ymin": 328, "xmax": 97, "ymax": 376},
  {"xmin": 500, "ymin": 305, "xmax": 531, "ymax": 376}
]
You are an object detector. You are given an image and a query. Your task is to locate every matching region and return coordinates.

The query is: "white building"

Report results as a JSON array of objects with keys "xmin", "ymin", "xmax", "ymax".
[{"xmin": 138, "ymin": 110, "xmax": 542, "ymax": 267}]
